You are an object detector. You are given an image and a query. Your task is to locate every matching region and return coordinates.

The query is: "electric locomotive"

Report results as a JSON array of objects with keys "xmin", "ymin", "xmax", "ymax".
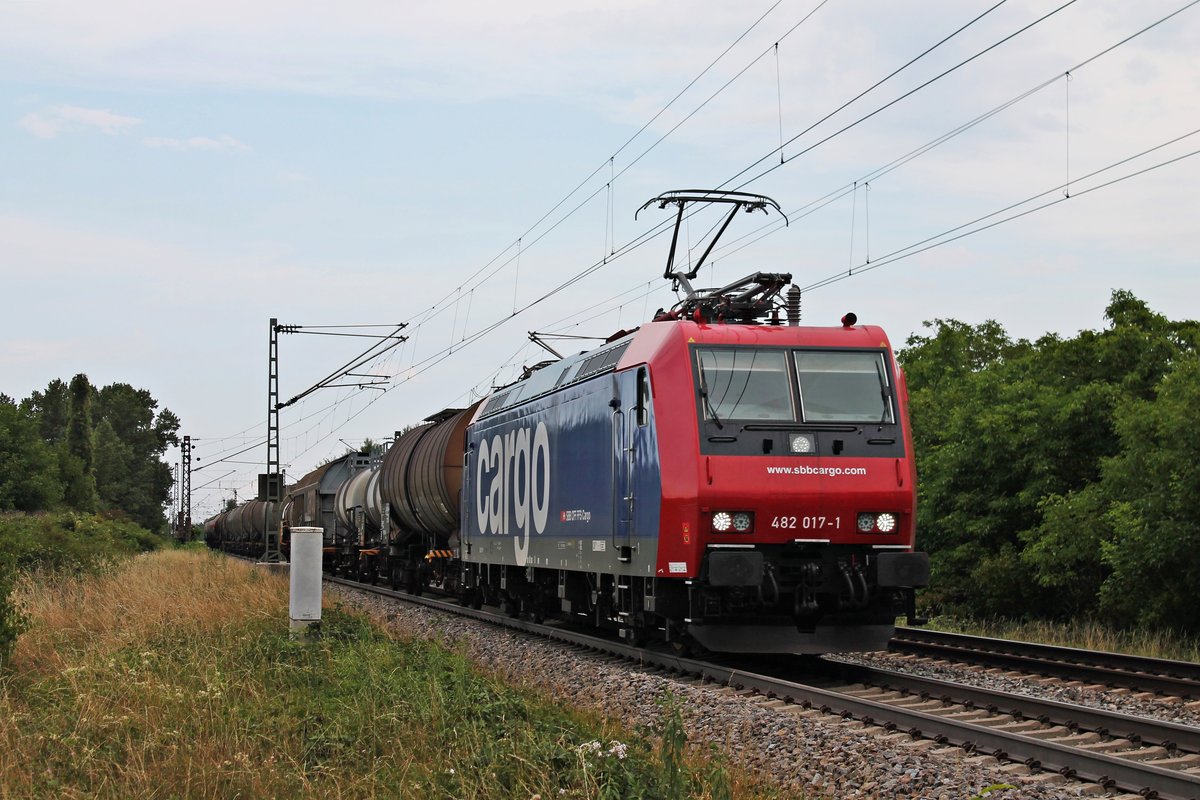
[
  {"xmin": 207, "ymin": 190, "xmax": 929, "ymax": 654},
  {"xmin": 457, "ymin": 191, "xmax": 928, "ymax": 653}
]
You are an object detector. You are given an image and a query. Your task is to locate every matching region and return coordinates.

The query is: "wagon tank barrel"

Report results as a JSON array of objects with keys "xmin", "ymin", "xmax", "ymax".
[{"xmin": 379, "ymin": 402, "xmax": 481, "ymax": 538}]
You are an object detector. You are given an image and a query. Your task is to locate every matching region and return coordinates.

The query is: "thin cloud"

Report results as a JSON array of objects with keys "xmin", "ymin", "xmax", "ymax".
[
  {"xmin": 142, "ymin": 134, "xmax": 250, "ymax": 152},
  {"xmin": 17, "ymin": 104, "xmax": 142, "ymax": 138}
]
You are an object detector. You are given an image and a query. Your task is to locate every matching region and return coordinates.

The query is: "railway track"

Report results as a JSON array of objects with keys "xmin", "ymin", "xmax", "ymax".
[
  {"xmin": 318, "ymin": 572, "xmax": 1200, "ymax": 800},
  {"xmin": 891, "ymin": 628, "xmax": 1200, "ymax": 698},
  {"xmin": 816, "ymin": 663, "xmax": 1200, "ymax": 794}
]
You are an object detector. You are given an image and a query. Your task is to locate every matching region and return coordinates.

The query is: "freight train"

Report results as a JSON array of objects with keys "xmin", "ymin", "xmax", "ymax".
[{"xmin": 205, "ymin": 191, "xmax": 929, "ymax": 654}]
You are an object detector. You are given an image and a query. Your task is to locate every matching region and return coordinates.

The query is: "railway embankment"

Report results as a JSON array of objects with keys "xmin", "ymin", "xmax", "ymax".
[{"xmin": 0, "ymin": 549, "xmax": 760, "ymax": 798}]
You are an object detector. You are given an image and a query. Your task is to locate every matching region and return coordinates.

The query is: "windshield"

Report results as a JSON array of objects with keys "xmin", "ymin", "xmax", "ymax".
[
  {"xmin": 795, "ymin": 351, "xmax": 893, "ymax": 423},
  {"xmin": 696, "ymin": 348, "xmax": 793, "ymax": 421}
]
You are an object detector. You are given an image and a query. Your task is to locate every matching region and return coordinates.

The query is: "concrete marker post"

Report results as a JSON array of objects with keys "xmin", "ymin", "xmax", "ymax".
[{"xmin": 289, "ymin": 526, "xmax": 323, "ymax": 637}]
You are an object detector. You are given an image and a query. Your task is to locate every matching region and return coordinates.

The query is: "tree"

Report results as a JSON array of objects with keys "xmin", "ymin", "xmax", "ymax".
[
  {"xmin": 93, "ymin": 383, "xmax": 180, "ymax": 531},
  {"xmin": 56, "ymin": 374, "xmax": 99, "ymax": 512},
  {"xmin": 92, "ymin": 418, "xmax": 135, "ymax": 514},
  {"xmin": 899, "ymin": 319, "xmax": 1048, "ymax": 616},
  {"xmin": 1094, "ymin": 356, "xmax": 1200, "ymax": 628},
  {"xmin": 0, "ymin": 398, "xmax": 63, "ymax": 511},
  {"xmin": 21, "ymin": 378, "xmax": 69, "ymax": 445},
  {"xmin": 899, "ymin": 291, "xmax": 1199, "ymax": 621},
  {"xmin": 1020, "ymin": 292, "xmax": 1200, "ymax": 622},
  {"xmin": 7, "ymin": 376, "xmax": 180, "ymax": 531}
]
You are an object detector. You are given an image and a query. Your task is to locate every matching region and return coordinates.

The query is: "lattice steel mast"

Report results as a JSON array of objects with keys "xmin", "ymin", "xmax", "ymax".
[
  {"xmin": 181, "ymin": 435, "xmax": 192, "ymax": 541},
  {"xmin": 262, "ymin": 319, "xmax": 285, "ymax": 562}
]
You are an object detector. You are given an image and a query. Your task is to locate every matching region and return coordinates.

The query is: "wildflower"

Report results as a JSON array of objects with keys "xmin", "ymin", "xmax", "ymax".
[
  {"xmin": 606, "ymin": 741, "xmax": 627, "ymax": 760},
  {"xmin": 577, "ymin": 741, "xmax": 602, "ymax": 756}
]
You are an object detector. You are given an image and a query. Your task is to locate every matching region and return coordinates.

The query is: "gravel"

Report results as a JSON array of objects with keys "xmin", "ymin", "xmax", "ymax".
[{"xmin": 328, "ymin": 583, "xmax": 1164, "ymax": 799}]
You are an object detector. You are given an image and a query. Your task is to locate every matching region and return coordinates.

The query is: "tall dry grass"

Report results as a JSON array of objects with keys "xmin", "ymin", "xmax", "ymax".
[
  {"xmin": 9, "ymin": 549, "xmax": 287, "ymax": 674},
  {"xmin": 0, "ymin": 550, "xmax": 295, "ymax": 799}
]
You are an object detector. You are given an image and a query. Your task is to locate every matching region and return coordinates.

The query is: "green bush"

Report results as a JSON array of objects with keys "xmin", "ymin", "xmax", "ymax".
[{"xmin": 0, "ymin": 511, "xmax": 163, "ymax": 575}]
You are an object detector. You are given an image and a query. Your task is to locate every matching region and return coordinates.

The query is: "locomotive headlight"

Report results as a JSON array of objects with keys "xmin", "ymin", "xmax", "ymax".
[
  {"xmin": 732, "ymin": 512, "xmax": 753, "ymax": 533},
  {"xmin": 789, "ymin": 433, "xmax": 814, "ymax": 454},
  {"xmin": 712, "ymin": 512, "xmax": 733, "ymax": 532},
  {"xmin": 875, "ymin": 512, "xmax": 897, "ymax": 533},
  {"xmin": 856, "ymin": 513, "xmax": 876, "ymax": 533}
]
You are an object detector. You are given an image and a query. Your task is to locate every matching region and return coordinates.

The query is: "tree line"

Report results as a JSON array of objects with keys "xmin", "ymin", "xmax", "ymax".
[
  {"xmin": 901, "ymin": 290, "xmax": 1200, "ymax": 631},
  {"xmin": 0, "ymin": 376, "xmax": 179, "ymax": 532}
]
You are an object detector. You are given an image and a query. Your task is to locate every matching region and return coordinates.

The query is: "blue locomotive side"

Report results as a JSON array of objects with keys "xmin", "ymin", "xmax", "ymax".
[{"xmin": 461, "ymin": 363, "xmax": 663, "ymax": 578}]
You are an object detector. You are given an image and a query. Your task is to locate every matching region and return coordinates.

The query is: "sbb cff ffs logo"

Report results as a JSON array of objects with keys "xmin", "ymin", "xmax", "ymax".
[{"xmin": 475, "ymin": 421, "xmax": 550, "ymax": 566}]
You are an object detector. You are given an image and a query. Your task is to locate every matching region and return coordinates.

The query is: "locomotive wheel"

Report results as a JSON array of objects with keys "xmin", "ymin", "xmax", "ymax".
[
  {"xmin": 404, "ymin": 568, "xmax": 421, "ymax": 596},
  {"xmin": 670, "ymin": 635, "xmax": 708, "ymax": 659}
]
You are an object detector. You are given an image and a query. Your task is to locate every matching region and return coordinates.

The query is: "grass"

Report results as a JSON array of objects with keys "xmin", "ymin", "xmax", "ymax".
[
  {"xmin": 914, "ymin": 615, "xmax": 1200, "ymax": 663},
  {"xmin": 0, "ymin": 550, "xmax": 773, "ymax": 799}
]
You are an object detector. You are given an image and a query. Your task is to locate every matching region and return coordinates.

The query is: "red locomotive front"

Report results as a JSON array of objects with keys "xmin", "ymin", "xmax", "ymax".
[{"xmin": 627, "ymin": 316, "xmax": 928, "ymax": 653}]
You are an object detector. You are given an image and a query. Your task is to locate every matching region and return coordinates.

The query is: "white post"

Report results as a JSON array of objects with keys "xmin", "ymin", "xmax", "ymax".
[{"xmin": 289, "ymin": 526, "xmax": 323, "ymax": 635}]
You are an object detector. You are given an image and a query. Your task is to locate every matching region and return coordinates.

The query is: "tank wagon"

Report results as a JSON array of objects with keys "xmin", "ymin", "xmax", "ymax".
[
  {"xmin": 284, "ymin": 407, "xmax": 482, "ymax": 589},
  {"xmin": 207, "ymin": 191, "xmax": 929, "ymax": 653},
  {"xmin": 203, "ymin": 499, "xmax": 276, "ymax": 557}
]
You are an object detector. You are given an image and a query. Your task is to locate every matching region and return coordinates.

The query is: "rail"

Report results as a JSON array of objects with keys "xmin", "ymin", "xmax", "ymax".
[{"xmin": 891, "ymin": 628, "xmax": 1200, "ymax": 698}]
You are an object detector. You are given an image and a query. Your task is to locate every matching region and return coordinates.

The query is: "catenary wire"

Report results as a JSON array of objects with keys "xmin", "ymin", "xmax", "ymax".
[
  {"xmin": 188, "ymin": 2, "xmax": 1197, "ymax": 492},
  {"xmin": 800, "ymin": 137, "xmax": 1200, "ymax": 293},
  {"xmin": 182, "ymin": 0, "xmax": 1012, "ymax": 465},
  {"xmin": 726, "ymin": 0, "xmax": 1083, "ymax": 192}
]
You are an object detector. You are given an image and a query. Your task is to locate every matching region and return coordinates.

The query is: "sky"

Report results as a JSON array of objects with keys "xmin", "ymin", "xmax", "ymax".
[{"xmin": 2, "ymin": 0, "xmax": 1198, "ymax": 519}]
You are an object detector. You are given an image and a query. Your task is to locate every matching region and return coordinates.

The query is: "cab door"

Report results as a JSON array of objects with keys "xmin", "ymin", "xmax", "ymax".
[
  {"xmin": 612, "ymin": 367, "xmax": 650, "ymax": 563},
  {"xmin": 611, "ymin": 381, "xmax": 631, "ymax": 562}
]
